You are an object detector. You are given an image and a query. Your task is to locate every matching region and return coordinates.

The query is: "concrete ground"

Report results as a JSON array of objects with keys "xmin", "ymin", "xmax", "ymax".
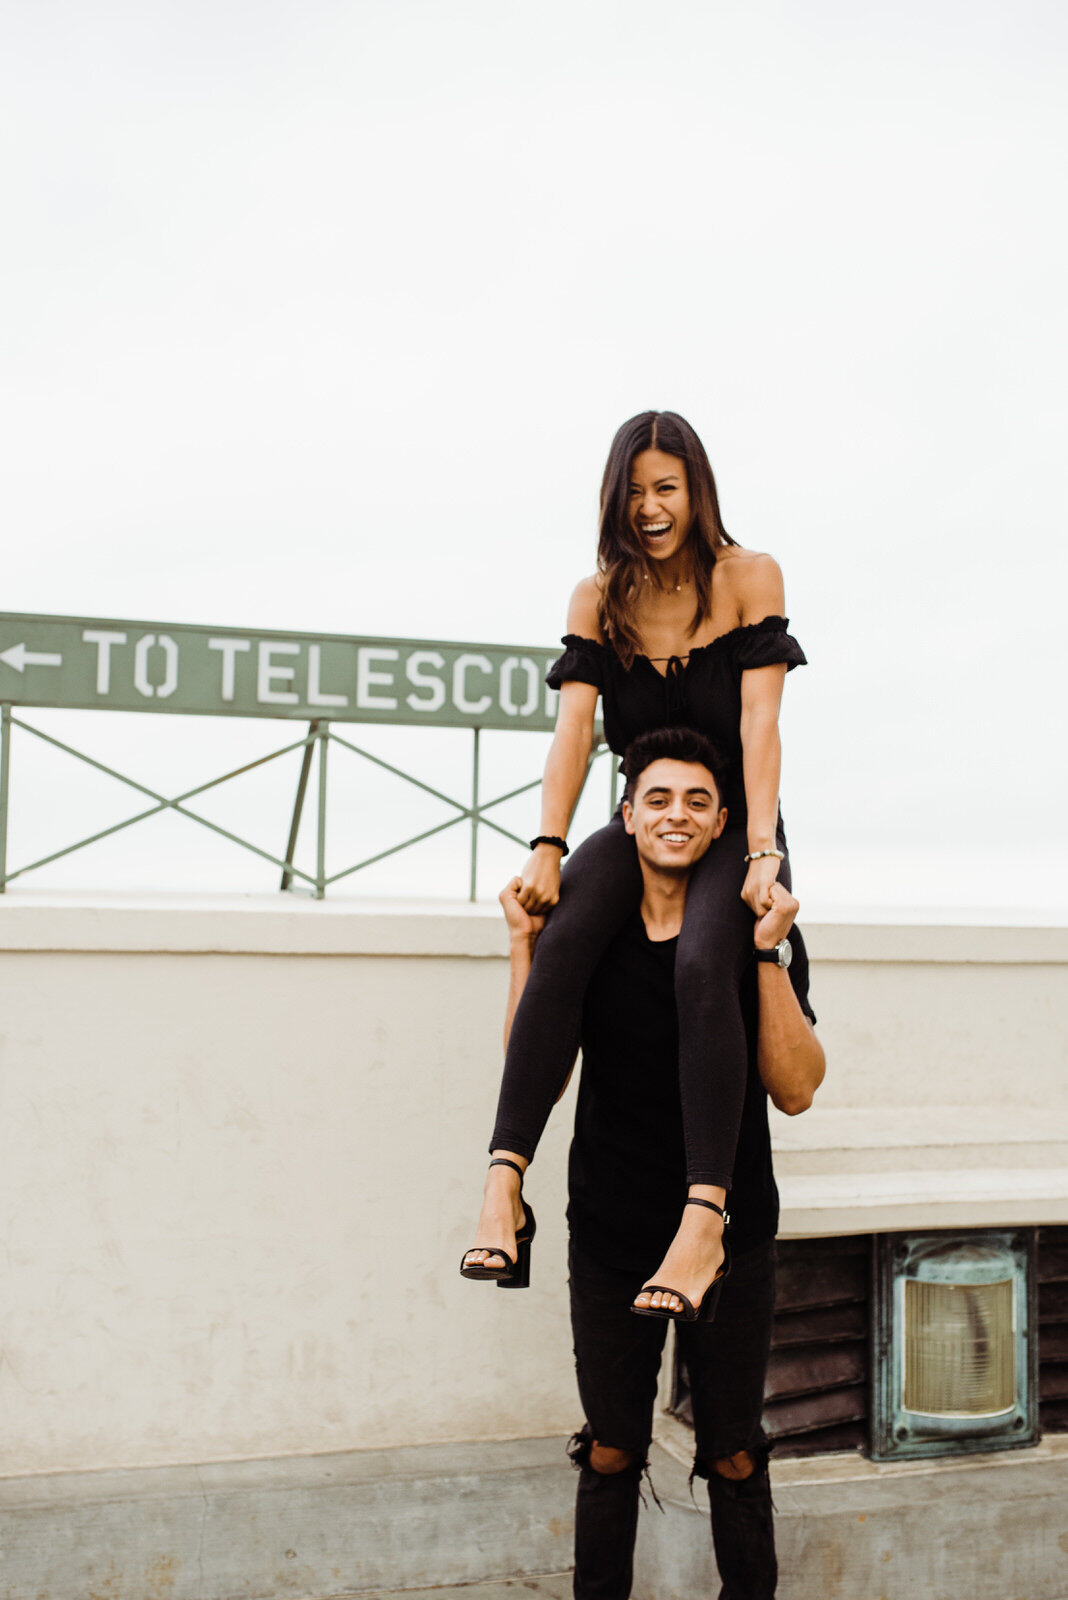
[
  {"xmin": 8, "ymin": 1427, "xmax": 1067, "ymax": 1600},
  {"xmin": 304, "ymin": 1587, "xmax": 1065, "ymax": 1600},
  {"xmin": 336, "ymin": 1586, "xmax": 1064, "ymax": 1600},
  {"xmin": 299, "ymin": 1581, "xmax": 1068, "ymax": 1600},
  {"xmin": 301, "ymin": 1582, "xmax": 573, "ymax": 1599}
]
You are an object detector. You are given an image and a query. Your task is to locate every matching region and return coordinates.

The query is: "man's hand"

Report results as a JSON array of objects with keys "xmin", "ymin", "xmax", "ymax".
[
  {"xmin": 500, "ymin": 876, "xmax": 547, "ymax": 941},
  {"xmin": 753, "ymin": 881, "xmax": 799, "ymax": 950},
  {"xmin": 500, "ymin": 878, "xmax": 546, "ymax": 1055}
]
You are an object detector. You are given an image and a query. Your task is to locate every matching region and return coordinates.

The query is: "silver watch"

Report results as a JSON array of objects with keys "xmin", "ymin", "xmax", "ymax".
[{"xmin": 754, "ymin": 938, "xmax": 792, "ymax": 969}]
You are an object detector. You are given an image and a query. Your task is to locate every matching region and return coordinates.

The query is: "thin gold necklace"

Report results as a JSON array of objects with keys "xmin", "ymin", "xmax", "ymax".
[{"xmin": 643, "ymin": 572, "xmax": 690, "ymax": 594}]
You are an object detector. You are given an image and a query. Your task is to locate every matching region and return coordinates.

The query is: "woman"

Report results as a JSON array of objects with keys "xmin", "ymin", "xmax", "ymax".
[{"xmin": 461, "ymin": 410, "xmax": 806, "ymax": 1318}]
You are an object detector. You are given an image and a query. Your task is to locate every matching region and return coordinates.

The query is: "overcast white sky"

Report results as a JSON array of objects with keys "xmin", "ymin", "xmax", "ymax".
[{"xmin": 1, "ymin": 0, "xmax": 1065, "ymax": 912}]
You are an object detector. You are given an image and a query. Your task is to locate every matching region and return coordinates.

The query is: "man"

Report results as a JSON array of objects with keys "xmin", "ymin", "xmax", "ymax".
[{"xmin": 497, "ymin": 725, "xmax": 825, "ymax": 1599}]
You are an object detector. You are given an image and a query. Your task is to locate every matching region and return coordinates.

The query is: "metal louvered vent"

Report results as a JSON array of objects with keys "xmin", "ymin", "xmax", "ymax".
[
  {"xmin": 762, "ymin": 1236, "xmax": 870, "ymax": 1457},
  {"xmin": 668, "ymin": 1237, "xmax": 870, "ymax": 1453},
  {"xmin": 1039, "ymin": 1225, "xmax": 1068, "ymax": 1432},
  {"xmin": 672, "ymin": 1229, "xmax": 1053, "ymax": 1462}
]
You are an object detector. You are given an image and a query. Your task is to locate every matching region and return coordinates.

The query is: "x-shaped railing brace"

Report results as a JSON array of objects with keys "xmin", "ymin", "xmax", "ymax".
[
  {"xmin": 281, "ymin": 725, "xmax": 612, "ymax": 898},
  {"xmin": 0, "ymin": 711, "xmax": 325, "ymax": 891},
  {"xmin": 0, "ymin": 708, "xmax": 613, "ymax": 899}
]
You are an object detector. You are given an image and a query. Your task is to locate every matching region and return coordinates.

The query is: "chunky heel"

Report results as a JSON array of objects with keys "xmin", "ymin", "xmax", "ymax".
[
  {"xmin": 460, "ymin": 1158, "xmax": 537, "ymax": 1288},
  {"xmin": 695, "ymin": 1243, "xmax": 730, "ymax": 1321},
  {"xmin": 497, "ymin": 1229, "xmax": 533, "ymax": 1289}
]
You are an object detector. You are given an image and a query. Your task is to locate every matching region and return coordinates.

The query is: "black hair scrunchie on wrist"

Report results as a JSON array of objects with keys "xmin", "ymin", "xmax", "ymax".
[{"xmin": 529, "ymin": 835, "xmax": 569, "ymax": 857}]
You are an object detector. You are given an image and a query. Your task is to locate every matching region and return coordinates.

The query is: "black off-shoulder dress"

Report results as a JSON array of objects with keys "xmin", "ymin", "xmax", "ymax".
[{"xmin": 489, "ymin": 615, "xmax": 806, "ymax": 1191}]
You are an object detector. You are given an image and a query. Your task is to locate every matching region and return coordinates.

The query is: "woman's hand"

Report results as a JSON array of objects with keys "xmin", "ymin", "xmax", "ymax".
[
  {"xmin": 741, "ymin": 853, "xmax": 781, "ymax": 915},
  {"xmin": 499, "ymin": 876, "xmax": 548, "ymax": 938},
  {"xmin": 516, "ymin": 844, "xmax": 563, "ymax": 913}
]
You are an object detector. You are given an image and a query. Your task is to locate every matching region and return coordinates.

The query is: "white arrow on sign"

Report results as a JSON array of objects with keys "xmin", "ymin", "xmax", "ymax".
[{"xmin": 0, "ymin": 642, "xmax": 64, "ymax": 673}]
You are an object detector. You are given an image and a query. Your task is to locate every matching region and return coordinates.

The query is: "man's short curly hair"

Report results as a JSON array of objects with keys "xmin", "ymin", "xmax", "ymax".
[{"xmin": 621, "ymin": 726, "xmax": 729, "ymax": 806}]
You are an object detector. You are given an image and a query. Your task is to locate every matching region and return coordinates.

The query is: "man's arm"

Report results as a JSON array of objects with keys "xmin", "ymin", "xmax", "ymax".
[
  {"xmin": 501, "ymin": 885, "xmax": 539, "ymax": 1052},
  {"xmin": 754, "ymin": 884, "xmax": 826, "ymax": 1116},
  {"xmin": 499, "ymin": 878, "xmax": 578, "ymax": 1101}
]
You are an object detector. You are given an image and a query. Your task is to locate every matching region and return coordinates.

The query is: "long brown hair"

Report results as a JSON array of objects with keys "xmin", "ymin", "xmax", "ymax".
[{"xmin": 597, "ymin": 410, "xmax": 736, "ymax": 668}]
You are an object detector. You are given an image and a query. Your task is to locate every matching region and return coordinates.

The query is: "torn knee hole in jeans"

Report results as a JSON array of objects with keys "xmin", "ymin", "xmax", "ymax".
[
  {"xmin": 691, "ymin": 1443, "xmax": 772, "ymax": 1498},
  {"xmin": 567, "ymin": 1426, "xmax": 641, "ymax": 1473},
  {"xmin": 566, "ymin": 1428, "xmax": 662, "ymax": 1511}
]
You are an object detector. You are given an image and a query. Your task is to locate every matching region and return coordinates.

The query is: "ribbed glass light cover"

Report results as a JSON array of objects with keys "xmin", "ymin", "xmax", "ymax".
[{"xmin": 903, "ymin": 1278, "xmax": 1015, "ymax": 1416}]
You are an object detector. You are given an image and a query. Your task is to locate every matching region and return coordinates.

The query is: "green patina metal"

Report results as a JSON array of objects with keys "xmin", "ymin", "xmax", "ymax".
[
  {"xmin": 0, "ymin": 611, "xmax": 608, "ymax": 900},
  {"xmin": 0, "ymin": 611, "xmax": 563, "ymax": 731},
  {"xmin": 870, "ymin": 1229, "xmax": 1038, "ymax": 1462}
]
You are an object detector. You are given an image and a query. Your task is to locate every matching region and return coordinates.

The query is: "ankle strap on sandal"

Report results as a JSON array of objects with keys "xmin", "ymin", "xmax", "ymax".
[
  {"xmin": 489, "ymin": 1157, "xmax": 525, "ymax": 1180},
  {"xmin": 685, "ymin": 1197, "xmax": 730, "ymax": 1224}
]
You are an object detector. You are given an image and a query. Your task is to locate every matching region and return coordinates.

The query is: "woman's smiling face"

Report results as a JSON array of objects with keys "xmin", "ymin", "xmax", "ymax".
[{"xmin": 628, "ymin": 448, "xmax": 692, "ymax": 564}]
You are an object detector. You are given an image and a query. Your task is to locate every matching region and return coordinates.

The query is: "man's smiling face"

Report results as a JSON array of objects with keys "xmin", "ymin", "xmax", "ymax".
[{"xmin": 622, "ymin": 757, "xmax": 728, "ymax": 874}]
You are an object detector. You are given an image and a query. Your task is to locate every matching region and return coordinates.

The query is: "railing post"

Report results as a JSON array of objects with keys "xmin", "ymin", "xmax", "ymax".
[
  {"xmin": 315, "ymin": 723, "xmax": 329, "ymax": 900},
  {"xmin": 281, "ymin": 721, "xmax": 319, "ymax": 891},
  {"xmin": 0, "ymin": 704, "xmax": 11, "ymax": 893},
  {"xmin": 469, "ymin": 726, "xmax": 480, "ymax": 902}
]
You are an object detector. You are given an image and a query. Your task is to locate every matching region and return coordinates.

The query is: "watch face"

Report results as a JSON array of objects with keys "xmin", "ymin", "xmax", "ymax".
[{"xmin": 778, "ymin": 938, "xmax": 793, "ymax": 969}]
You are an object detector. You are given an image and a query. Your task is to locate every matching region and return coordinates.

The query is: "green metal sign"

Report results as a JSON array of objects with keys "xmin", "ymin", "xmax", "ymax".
[{"xmin": 0, "ymin": 612, "xmax": 564, "ymax": 732}]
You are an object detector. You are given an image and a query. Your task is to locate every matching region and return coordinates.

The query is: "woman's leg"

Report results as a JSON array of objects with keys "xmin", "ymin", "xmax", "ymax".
[
  {"xmin": 676, "ymin": 822, "xmax": 791, "ymax": 1186},
  {"xmin": 489, "ymin": 812, "xmax": 642, "ymax": 1161},
  {"xmin": 464, "ymin": 815, "xmax": 642, "ymax": 1275},
  {"xmin": 634, "ymin": 823, "xmax": 790, "ymax": 1309}
]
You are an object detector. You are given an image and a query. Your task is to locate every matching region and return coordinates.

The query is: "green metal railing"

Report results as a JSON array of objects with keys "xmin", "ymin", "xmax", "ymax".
[{"xmin": 0, "ymin": 612, "xmax": 616, "ymax": 899}]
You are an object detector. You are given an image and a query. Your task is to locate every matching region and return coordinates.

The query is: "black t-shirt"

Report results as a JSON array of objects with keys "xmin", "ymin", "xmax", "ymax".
[{"xmin": 567, "ymin": 914, "xmax": 816, "ymax": 1276}]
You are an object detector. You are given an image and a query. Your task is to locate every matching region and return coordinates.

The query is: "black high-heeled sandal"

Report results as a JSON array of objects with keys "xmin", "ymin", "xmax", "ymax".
[
  {"xmin": 459, "ymin": 1158, "xmax": 537, "ymax": 1289},
  {"xmin": 630, "ymin": 1197, "xmax": 731, "ymax": 1323}
]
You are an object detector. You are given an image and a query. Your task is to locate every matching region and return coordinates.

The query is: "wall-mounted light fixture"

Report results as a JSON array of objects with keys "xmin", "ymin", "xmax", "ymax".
[{"xmin": 871, "ymin": 1230, "xmax": 1037, "ymax": 1462}]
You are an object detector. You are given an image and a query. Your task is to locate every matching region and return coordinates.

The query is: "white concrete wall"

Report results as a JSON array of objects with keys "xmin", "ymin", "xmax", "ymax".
[{"xmin": 0, "ymin": 894, "xmax": 1065, "ymax": 1478}]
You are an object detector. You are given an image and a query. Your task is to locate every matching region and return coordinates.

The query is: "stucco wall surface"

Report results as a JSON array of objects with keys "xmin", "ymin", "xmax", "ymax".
[{"xmin": 0, "ymin": 892, "xmax": 1064, "ymax": 1478}]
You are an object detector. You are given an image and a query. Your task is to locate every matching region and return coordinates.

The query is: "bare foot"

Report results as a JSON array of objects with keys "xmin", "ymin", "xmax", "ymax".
[
  {"xmin": 632, "ymin": 1201, "xmax": 726, "ymax": 1315},
  {"xmin": 462, "ymin": 1164, "xmax": 527, "ymax": 1273}
]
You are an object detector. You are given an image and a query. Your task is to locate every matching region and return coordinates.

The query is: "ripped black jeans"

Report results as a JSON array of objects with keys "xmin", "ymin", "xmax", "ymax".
[{"xmin": 567, "ymin": 1237, "xmax": 778, "ymax": 1600}]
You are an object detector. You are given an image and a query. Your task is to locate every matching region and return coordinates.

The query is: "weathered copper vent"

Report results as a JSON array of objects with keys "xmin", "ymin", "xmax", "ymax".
[
  {"xmin": 672, "ymin": 1230, "xmax": 1056, "ymax": 1462},
  {"xmin": 871, "ymin": 1230, "xmax": 1037, "ymax": 1462}
]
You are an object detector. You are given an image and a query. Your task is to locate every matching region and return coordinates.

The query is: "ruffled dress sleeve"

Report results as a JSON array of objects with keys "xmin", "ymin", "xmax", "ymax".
[
  {"xmin": 732, "ymin": 615, "xmax": 807, "ymax": 672},
  {"xmin": 546, "ymin": 634, "xmax": 605, "ymax": 692}
]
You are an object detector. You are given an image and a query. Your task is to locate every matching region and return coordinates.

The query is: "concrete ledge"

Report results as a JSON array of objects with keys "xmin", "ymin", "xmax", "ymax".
[
  {"xmin": 771, "ymin": 1105, "xmax": 1068, "ymax": 1172},
  {"xmin": 5, "ymin": 1431, "xmax": 1068, "ymax": 1600},
  {"xmin": 0, "ymin": 892, "xmax": 508, "ymax": 958},
  {"xmin": 640, "ymin": 1418, "xmax": 1068, "ymax": 1600},
  {"xmin": 772, "ymin": 1104, "xmax": 1068, "ymax": 1233},
  {"xmin": 778, "ymin": 1165, "xmax": 1068, "ymax": 1236},
  {"xmin": 0, "ymin": 889, "xmax": 1064, "ymax": 959},
  {"xmin": 0, "ymin": 1437, "xmax": 576, "ymax": 1600}
]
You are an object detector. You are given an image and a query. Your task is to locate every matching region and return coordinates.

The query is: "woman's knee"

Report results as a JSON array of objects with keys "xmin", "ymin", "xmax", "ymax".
[
  {"xmin": 530, "ymin": 841, "xmax": 639, "ymax": 961},
  {"xmin": 674, "ymin": 936, "xmax": 746, "ymax": 1005},
  {"xmin": 559, "ymin": 819, "xmax": 640, "ymax": 900}
]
